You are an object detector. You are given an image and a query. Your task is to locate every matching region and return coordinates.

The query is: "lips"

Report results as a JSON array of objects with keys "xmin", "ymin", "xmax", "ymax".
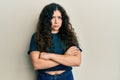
[{"xmin": 53, "ymin": 25, "xmax": 59, "ymax": 27}]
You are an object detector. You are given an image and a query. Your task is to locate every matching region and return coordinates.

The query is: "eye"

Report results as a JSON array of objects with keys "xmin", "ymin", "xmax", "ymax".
[
  {"xmin": 58, "ymin": 16, "xmax": 62, "ymax": 19},
  {"xmin": 52, "ymin": 16, "xmax": 55, "ymax": 19}
]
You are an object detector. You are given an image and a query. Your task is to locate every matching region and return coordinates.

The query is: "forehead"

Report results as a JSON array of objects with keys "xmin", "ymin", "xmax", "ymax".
[{"xmin": 52, "ymin": 10, "xmax": 62, "ymax": 16}]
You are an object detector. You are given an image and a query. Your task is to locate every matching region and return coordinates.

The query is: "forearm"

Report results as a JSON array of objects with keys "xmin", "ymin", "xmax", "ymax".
[
  {"xmin": 34, "ymin": 58, "xmax": 59, "ymax": 70},
  {"xmin": 40, "ymin": 46, "xmax": 82, "ymax": 67},
  {"xmin": 49, "ymin": 53, "xmax": 81, "ymax": 66},
  {"xmin": 30, "ymin": 51, "xmax": 59, "ymax": 70}
]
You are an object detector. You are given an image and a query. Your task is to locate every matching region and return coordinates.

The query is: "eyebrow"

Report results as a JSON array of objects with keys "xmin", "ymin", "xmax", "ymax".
[{"xmin": 52, "ymin": 15, "xmax": 62, "ymax": 17}]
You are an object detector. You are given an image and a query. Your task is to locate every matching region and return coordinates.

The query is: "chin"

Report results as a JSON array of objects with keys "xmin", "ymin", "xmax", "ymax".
[{"xmin": 53, "ymin": 28, "xmax": 60, "ymax": 31}]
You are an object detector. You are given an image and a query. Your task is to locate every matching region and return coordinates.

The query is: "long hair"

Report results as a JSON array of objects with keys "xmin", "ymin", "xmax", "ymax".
[{"xmin": 35, "ymin": 3, "xmax": 79, "ymax": 52}]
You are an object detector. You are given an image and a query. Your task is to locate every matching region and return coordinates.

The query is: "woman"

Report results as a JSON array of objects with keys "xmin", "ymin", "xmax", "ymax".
[{"xmin": 28, "ymin": 3, "xmax": 82, "ymax": 80}]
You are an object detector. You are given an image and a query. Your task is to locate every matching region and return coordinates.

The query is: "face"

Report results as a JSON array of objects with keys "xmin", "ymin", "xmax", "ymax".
[{"xmin": 51, "ymin": 10, "xmax": 62, "ymax": 33}]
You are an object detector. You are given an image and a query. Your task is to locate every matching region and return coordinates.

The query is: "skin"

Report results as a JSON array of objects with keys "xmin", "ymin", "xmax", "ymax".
[
  {"xmin": 40, "ymin": 46, "xmax": 81, "ymax": 66},
  {"xmin": 51, "ymin": 10, "xmax": 62, "ymax": 33},
  {"xmin": 30, "ymin": 10, "xmax": 82, "ymax": 74}
]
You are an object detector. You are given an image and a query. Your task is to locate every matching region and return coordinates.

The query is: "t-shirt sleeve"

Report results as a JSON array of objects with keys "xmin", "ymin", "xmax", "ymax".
[
  {"xmin": 76, "ymin": 43, "xmax": 82, "ymax": 52},
  {"xmin": 28, "ymin": 33, "xmax": 39, "ymax": 54}
]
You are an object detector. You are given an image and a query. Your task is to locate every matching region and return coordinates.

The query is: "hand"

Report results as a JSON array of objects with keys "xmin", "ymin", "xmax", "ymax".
[
  {"xmin": 40, "ymin": 52, "xmax": 51, "ymax": 60},
  {"xmin": 65, "ymin": 46, "xmax": 80, "ymax": 56}
]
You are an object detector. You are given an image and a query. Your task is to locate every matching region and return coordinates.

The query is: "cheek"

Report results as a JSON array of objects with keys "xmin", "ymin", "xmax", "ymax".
[{"xmin": 60, "ymin": 21, "xmax": 62, "ymax": 25}]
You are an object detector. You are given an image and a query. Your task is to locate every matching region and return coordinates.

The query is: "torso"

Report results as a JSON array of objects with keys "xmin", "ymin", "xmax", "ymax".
[
  {"xmin": 45, "ymin": 70, "xmax": 65, "ymax": 75},
  {"xmin": 45, "ymin": 33, "xmax": 65, "ymax": 75}
]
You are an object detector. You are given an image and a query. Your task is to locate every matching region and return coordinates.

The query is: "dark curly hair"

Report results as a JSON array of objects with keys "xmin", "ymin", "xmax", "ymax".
[{"xmin": 35, "ymin": 3, "xmax": 79, "ymax": 52}]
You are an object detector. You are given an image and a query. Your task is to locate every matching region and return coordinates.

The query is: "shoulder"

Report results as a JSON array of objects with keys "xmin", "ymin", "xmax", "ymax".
[
  {"xmin": 30, "ymin": 32, "xmax": 37, "ymax": 42},
  {"xmin": 31, "ymin": 33, "xmax": 36, "ymax": 38},
  {"xmin": 28, "ymin": 32, "xmax": 38, "ymax": 54}
]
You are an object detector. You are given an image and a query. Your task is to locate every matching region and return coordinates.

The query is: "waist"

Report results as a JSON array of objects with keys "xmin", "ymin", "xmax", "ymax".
[
  {"xmin": 38, "ymin": 65, "xmax": 72, "ymax": 72},
  {"xmin": 45, "ymin": 70, "xmax": 65, "ymax": 75}
]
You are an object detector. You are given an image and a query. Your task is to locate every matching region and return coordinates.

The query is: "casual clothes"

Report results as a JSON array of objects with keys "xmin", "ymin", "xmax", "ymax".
[
  {"xmin": 37, "ymin": 70, "xmax": 74, "ymax": 80},
  {"xmin": 28, "ymin": 33, "xmax": 82, "ymax": 80}
]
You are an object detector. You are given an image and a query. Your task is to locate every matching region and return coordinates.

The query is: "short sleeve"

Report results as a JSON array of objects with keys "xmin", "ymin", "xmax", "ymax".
[
  {"xmin": 76, "ymin": 43, "xmax": 82, "ymax": 52},
  {"xmin": 28, "ymin": 33, "xmax": 39, "ymax": 54}
]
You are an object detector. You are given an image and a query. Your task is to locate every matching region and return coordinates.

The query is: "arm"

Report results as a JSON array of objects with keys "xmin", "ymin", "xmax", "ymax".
[
  {"xmin": 29, "ymin": 51, "xmax": 59, "ymax": 70},
  {"xmin": 40, "ymin": 46, "xmax": 82, "ymax": 67}
]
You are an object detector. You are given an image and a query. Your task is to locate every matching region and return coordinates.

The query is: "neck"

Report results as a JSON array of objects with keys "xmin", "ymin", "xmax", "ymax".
[{"xmin": 51, "ymin": 30, "xmax": 59, "ymax": 34}]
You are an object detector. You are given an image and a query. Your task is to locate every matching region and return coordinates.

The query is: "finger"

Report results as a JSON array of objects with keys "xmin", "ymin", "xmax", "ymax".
[
  {"xmin": 69, "ymin": 47, "xmax": 77, "ymax": 51},
  {"xmin": 71, "ymin": 48, "xmax": 79, "ymax": 52}
]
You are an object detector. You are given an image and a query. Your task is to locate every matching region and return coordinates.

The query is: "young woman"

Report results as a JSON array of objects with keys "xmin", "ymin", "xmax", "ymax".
[{"xmin": 28, "ymin": 3, "xmax": 82, "ymax": 80}]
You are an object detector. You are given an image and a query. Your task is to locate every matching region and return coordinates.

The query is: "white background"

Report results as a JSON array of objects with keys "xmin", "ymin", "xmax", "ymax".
[{"xmin": 0, "ymin": 0, "xmax": 120, "ymax": 80}]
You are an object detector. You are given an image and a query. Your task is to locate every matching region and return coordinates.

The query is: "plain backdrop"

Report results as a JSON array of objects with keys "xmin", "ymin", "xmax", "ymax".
[{"xmin": 0, "ymin": 0, "xmax": 120, "ymax": 80}]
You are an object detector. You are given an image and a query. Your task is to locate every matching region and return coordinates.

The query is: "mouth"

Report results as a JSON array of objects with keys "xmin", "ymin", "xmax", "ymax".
[{"xmin": 53, "ymin": 25, "xmax": 59, "ymax": 27}]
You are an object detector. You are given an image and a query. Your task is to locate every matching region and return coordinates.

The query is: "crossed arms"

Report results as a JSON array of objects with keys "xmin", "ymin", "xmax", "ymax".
[{"xmin": 29, "ymin": 46, "xmax": 82, "ymax": 70}]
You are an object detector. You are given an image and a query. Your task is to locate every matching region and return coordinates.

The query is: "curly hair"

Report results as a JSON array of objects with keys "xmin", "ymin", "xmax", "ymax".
[{"xmin": 35, "ymin": 3, "xmax": 79, "ymax": 52}]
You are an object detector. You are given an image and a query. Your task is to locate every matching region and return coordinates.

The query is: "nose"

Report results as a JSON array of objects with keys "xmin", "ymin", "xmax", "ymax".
[{"xmin": 55, "ymin": 18, "xmax": 58, "ymax": 24}]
